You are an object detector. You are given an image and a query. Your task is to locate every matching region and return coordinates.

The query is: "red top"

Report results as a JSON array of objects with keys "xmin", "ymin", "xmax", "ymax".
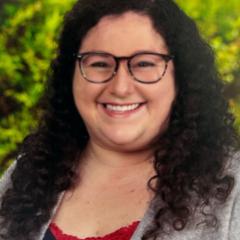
[{"xmin": 49, "ymin": 221, "xmax": 140, "ymax": 240}]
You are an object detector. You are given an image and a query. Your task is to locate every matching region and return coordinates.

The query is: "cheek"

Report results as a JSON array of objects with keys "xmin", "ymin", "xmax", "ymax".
[
  {"xmin": 72, "ymin": 71, "xmax": 104, "ymax": 118},
  {"xmin": 72, "ymin": 71, "xmax": 90, "ymax": 116},
  {"xmin": 149, "ymin": 78, "xmax": 176, "ymax": 126},
  {"xmin": 152, "ymin": 77, "xmax": 176, "ymax": 106},
  {"xmin": 73, "ymin": 67, "xmax": 90, "ymax": 103}
]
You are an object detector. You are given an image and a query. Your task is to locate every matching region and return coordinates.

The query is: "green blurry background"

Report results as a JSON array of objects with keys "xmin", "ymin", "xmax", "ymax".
[{"xmin": 0, "ymin": 0, "xmax": 240, "ymax": 175}]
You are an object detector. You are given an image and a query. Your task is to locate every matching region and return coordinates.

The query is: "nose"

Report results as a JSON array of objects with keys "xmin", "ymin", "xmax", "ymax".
[{"xmin": 107, "ymin": 61, "xmax": 135, "ymax": 98}]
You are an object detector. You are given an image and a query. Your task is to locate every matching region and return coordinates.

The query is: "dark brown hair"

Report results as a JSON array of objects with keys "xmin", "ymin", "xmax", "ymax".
[{"xmin": 0, "ymin": 0, "xmax": 239, "ymax": 239}]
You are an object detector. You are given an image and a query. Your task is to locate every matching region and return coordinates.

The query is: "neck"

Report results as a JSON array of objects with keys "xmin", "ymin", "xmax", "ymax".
[{"xmin": 77, "ymin": 141, "xmax": 155, "ymax": 184}]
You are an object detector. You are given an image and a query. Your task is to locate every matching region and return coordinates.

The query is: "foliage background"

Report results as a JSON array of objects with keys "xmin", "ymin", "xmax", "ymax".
[{"xmin": 0, "ymin": 0, "xmax": 239, "ymax": 175}]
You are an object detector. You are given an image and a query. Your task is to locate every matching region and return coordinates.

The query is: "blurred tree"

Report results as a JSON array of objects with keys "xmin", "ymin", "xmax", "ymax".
[
  {"xmin": 0, "ymin": 0, "xmax": 239, "ymax": 174},
  {"xmin": 0, "ymin": 0, "xmax": 75, "ymax": 174},
  {"xmin": 176, "ymin": 0, "xmax": 240, "ymax": 138}
]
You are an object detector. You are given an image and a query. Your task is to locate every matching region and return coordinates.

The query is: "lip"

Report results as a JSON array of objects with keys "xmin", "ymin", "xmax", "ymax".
[
  {"xmin": 99, "ymin": 102, "xmax": 146, "ymax": 106},
  {"xmin": 98, "ymin": 101, "xmax": 146, "ymax": 118}
]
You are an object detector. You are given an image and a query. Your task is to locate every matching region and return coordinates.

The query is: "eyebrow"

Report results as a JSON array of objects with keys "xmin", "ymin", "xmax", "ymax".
[{"xmin": 78, "ymin": 49, "xmax": 170, "ymax": 56}]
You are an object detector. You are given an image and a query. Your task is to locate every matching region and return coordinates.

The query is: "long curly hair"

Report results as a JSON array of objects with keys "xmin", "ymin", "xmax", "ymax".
[{"xmin": 0, "ymin": 0, "xmax": 239, "ymax": 239}]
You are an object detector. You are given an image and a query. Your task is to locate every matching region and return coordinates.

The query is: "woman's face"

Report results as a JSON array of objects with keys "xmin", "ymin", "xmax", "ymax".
[{"xmin": 72, "ymin": 11, "xmax": 176, "ymax": 152}]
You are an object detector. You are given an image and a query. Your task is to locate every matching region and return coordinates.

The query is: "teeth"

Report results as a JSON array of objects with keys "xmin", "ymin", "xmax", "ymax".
[{"xmin": 106, "ymin": 103, "xmax": 140, "ymax": 112}]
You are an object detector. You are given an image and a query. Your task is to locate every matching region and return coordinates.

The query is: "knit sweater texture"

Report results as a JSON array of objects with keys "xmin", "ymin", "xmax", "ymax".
[{"xmin": 0, "ymin": 152, "xmax": 240, "ymax": 240}]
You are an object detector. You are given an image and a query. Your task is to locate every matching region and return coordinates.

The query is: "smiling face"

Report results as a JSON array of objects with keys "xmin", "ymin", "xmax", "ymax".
[{"xmin": 72, "ymin": 11, "xmax": 176, "ymax": 152}]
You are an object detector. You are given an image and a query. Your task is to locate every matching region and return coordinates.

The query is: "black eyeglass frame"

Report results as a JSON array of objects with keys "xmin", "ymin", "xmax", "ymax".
[{"xmin": 75, "ymin": 51, "xmax": 174, "ymax": 84}]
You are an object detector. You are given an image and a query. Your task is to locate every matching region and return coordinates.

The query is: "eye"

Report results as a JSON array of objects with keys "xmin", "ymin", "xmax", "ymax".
[
  {"xmin": 90, "ymin": 61, "xmax": 111, "ymax": 68},
  {"xmin": 133, "ymin": 61, "xmax": 156, "ymax": 68}
]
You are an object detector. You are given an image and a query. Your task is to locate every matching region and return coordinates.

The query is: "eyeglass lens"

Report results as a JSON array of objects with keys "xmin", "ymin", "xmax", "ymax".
[{"xmin": 80, "ymin": 53, "xmax": 168, "ymax": 83}]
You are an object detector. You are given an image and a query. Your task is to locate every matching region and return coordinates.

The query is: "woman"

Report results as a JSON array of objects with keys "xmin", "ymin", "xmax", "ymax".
[{"xmin": 0, "ymin": 0, "xmax": 239, "ymax": 239}]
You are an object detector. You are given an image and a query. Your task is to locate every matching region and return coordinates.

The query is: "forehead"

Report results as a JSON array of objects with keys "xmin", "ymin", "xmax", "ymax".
[{"xmin": 79, "ymin": 11, "xmax": 168, "ymax": 54}]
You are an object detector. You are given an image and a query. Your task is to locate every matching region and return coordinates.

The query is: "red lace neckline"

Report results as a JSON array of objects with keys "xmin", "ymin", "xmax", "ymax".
[{"xmin": 49, "ymin": 221, "xmax": 140, "ymax": 240}]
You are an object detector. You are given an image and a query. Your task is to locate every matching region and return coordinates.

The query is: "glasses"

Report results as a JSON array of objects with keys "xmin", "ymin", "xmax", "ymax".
[{"xmin": 75, "ymin": 51, "xmax": 174, "ymax": 84}]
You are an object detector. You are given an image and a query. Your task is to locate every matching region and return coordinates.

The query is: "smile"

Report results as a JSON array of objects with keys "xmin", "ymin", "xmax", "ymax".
[
  {"xmin": 105, "ymin": 103, "xmax": 140, "ymax": 112},
  {"xmin": 100, "ymin": 102, "xmax": 146, "ymax": 117}
]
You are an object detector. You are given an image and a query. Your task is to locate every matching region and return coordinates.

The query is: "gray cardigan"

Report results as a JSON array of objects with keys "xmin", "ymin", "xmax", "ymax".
[{"xmin": 0, "ymin": 152, "xmax": 240, "ymax": 240}]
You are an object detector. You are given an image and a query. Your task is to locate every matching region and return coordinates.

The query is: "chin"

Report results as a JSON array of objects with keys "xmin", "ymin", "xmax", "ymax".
[
  {"xmin": 104, "ymin": 133, "xmax": 143, "ymax": 146},
  {"xmin": 102, "ymin": 135, "xmax": 153, "ymax": 152}
]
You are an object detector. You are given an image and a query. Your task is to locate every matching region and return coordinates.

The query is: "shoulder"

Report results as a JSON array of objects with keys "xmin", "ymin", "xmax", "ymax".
[
  {"xmin": 209, "ymin": 151, "xmax": 240, "ymax": 240},
  {"xmin": 227, "ymin": 151, "xmax": 240, "ymax": 174},
  {"xmin": 0, "ymin": 160, "xmax": 17, "ymax": 199},
  {"xmin": 224, "ymin": 151, "xmax": 240, "ymax": 239},
  {"xmin": 0, "ymin": 160, "xmax": 17, "ymax": 236},
  {"xmin": 134, "ymin": 151, "xmax": 240, "ymax": 240},
  {"xmin": 0, "ymin": 154, "xmax": 25, "ymax": 201}
]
